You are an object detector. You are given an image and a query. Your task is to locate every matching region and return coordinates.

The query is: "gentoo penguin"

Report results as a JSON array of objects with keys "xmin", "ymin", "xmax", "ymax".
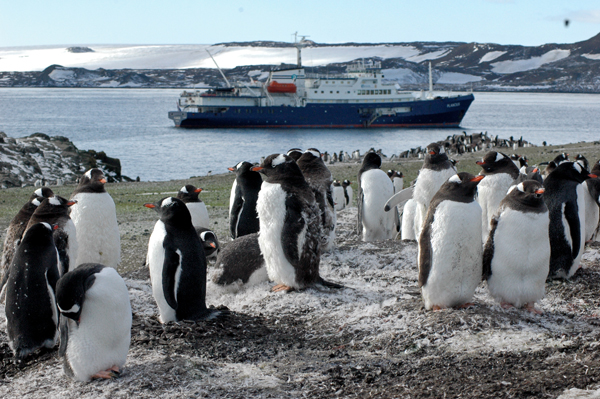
[
  {"xmin": 515, "ymin": 166, "xmax": 544, "ymax": 185},
  {"xmin": 576, "ymin": 154, "xmax": 589, "ymax": 172},
  {"xmin": 418, "ymin": 173, "xmax": 484, "ymax": 310},
  {"xmin": 412, "ymin": 143, "xmax": 457, "ymax": 238},
  {"xmin": 5, "ymin": 222, "xmax": 60, "ymax": 359},
  {"xmin": 476, "ymin": 151, "xmax": 520, "ymax": 241},
  {"xmin": 70, "ymin": 168, "xmax": 120, "ymax": 269},
  {"xmin": 357, "ymin": 152, "xmax": 396, "ymax": 241},
  {"xmin": 584, "ymin": 178, "xmax": 600, "ymax": 242},
  {"xmin": 26, "ymin": 196, "xmax": 78, "ymax": 275},
  {"xmin": 197, "ymin": 227, "xmax": 220, "ymax": 260},
  {"xmin": 0, "ymin": 187, "xmax": 54, "ymax": 295},
  {"xmin": 544, "ymin": 162, "xmax": 596, "ymax": 278},
  {"xmin": 227, "ymin": 161, "xmax": 262, "ymax": 239},
  {"xmin": 177, "ymin": 184, "xmax": 210, "ymax": 229},
  {"xmin": 542, "ymin": 153, "xmax": 570, "ymax": 178},
  {"xmin": 510, "ymin": 154, "xmax": 528, "ymax": 169},
  {"xmin": 253, "ymin": 154, "xmax": 339, "ymax": 292},
  {"xmin": 483, "ymin": 181, "xmax": 549, "ymax": 313},
  {"xmin": 56, "ymin": 263, "xmax": 131, "ymax": 381},
  {"xmin": 387, "ymin": 170, "xmax": 404, "ymax": 193},
  {"xmin": 212, "ymin": 233, "xmax": 267, "ymax": 287},
  {"xmin": 342, "ymin": 180, "xmax": 353, "ymax": 207},
  {"xmin": 287, "ymin": 148, "xmax": 303, "ymax": 162},
  {"xmin": 296, "ymin": 148, "xmax": 337, "ymax": 251},
  {"xmin": 401, "ymin": 199, "xmax": 418, "ymax": 241},
  {"xmin": 145, "ymin": 197, "xmax": 217, "ymax": 322},
  {"xmin": 332, "ymin": 180, "xmax": 346, "ymax": 211}
]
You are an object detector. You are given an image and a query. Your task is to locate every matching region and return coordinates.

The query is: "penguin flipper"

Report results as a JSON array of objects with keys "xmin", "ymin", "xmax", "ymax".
[
  {"xmin": 564, "ymin": 201, "xmax": 581, "ymax": 259},
  {"xmin": 229, "ymin": 197, "xmax": 244, "ymax": 239},
  {"xmin": 357, "ymin": 189, "xmax": 364, "ymax": 234},
  {"xmin": 418, "ymin": 211, "xmax": 434, "ymax": 287},
  {"xmin": 384, "ymin": 186, "xmax": 414, "ymax": 212},
  {"xmin": 280, "ymin": 199, "xmax": 306, "ymax": 264},
  {"xmin": 58, "ymin": 316, "xmax": 69, "ymax": 357},
  {"xmin": 318, "ymin": 277, "xmax": 344, "ymax": 289},
  {"xmin": 482, "ymin": 216, "xmax": 499, "ymax": 280},
  {"xmin": 162, "ymin": 247, "xmax": 181, "ymax": 310}
]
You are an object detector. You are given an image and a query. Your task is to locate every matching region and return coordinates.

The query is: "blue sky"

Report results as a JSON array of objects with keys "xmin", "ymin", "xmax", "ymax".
[{"xmin": 1, "ymin": 0, "xmax": 599, "ymax": 47}]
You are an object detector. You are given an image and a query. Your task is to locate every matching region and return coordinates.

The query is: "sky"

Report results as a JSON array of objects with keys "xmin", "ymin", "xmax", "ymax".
[{"xmin": 0, "ymin": 0, "xmax": 599, "ymax": 48}]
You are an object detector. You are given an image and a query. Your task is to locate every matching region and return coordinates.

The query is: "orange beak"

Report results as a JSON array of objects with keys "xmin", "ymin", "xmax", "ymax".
[
  {"xmin": 100, "ymin": 178, "xmax": 107, "ymax": 184},
  {"xmin": 429, "ymin": 151, "xmax": 436, "ymax": 155},
  {"xmin": 535, "ymin": 188, "xmax": 545, "ymax": 194},
  {"xmin": 228, "ymin": 167, "xmax": 235, "ymax": 172},
  {"xmin": 195, "ymin": 188, "xmax": 202, "ymax": 193},
  {"xmin": 590, "ymin": 174, "xmax": 598, "ymax": 178},
  {"xmin": 144, "ymin": 203, "xmax": 155, "ymax": 209},
  {"xmin": 471, "ymin": 175, "xmax": 485, "ymax": 182},
  {"xmin": 476, "ymin": 161, "xmax": 485, "ymax": 166},
  {"xmin": 53, "ymin": 224, "xmax": 59, "ymax": 230},
  {"xmin": 252, "ymin": 166, "xmax": 263, "ymax": 172},
  {"xmin": 66, "ymin": 200, "xmax": 77, "ymax": 206},
  {"xmin": 209, "ymin": 243, "xmax": 216, "ymax": 248},
  {"xmin": 533, "ymin": 167, "xmax": 539, "ymax": 173}
]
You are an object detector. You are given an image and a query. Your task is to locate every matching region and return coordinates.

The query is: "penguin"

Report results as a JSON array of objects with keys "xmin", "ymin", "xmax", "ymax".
[
  {"xmin": 401, "ymin": 199, "xmax": 417, "ymax": 241},
  {"xmin": 56, "ymin": 263, "xmax": 131, "ymax": 381},
  {"xmin": 5, "ymin": 222, "xmax": 60, "ymax": 359},
  {"xmin": 544, "ymin": 162, "xmax": 596, "ymax": 278},
  {"xmin": 515, "ymin": 166, "xmax": 544, "ymax": 185},
  {"xmin": 145, "ymin": 197, "xmax": 217, "ymax": 322},
  {"xmin": 483, "ymin": 180, "xmax": 549, "ymax": 313},
  {"xmin": 296, "ymin": 148, "xmax": 337, "ymax": 252},
  {"xmin": 212, "ymin": 233, "xmax": 267, "ymax": 287},
  {"xmin": 26, "ymin": 196, "xmax": 78, "ymax": 276},
  {"xmin": 0, "ymin": 187, "xmax": 54, "ymax": 295},
  {"xmin": 342, "ymin": 179, "xmax": 353, "ymax": 207},
  {"xmin": 70, "ymin": 168, "xmax": 120, "ymax": 269},
  {"xmin": 387, "ymin": 170, "xmax": 404, "ymax": 193},
  {"xmin": 418, "ymin": 173, "xmax": 484, "ymax": 311},
  {"xmin": 197, "ymin": 227, "xmax": 220, "ymax": 260},
  {"xmin": 357, "ymin": 152, "xmax": 396, "ymax": 241},
  {"xmin": 591, "ymin": 159, "xmax": 600, "ymax": 176},
  {"xmin": 412, "ymin": 143, "xmax": 457, "ymax": 238},
  {"xmin": 177, "ymin": 184, "xmax": 210, "ymax": 229},
  {"xmin": 576, "ymin": 154, "xmax": 589, "ymax": 172},
  {"xmin": 332, "ymin": 180, "xmax": 346, "ymax": 211},
  {"xmin": 584, "ymin": 177, "xmax": 600, "ymax": 242},
  {"xmin": 287, "ymin": 148, "xmax": 304, "ymax": 162},
  {"xmin": 542, "ymin": 153, "xmax": 570, "ymax": 178},
  {"xmin": 253, "ymin": 154, "xmax": 339, "ymax": 292},
  {"xmin": 227, "ymin": 161, "xmax": 262, "ymax": 239},
  {"xmin": 476, "ymin": 151, "xmax": 520, "ymax": 241}
]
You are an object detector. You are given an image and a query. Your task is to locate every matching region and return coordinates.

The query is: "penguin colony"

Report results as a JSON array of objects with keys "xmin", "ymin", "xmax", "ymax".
[{"xmin": 2, "ymin": 139, "xmax": 600, "ymax": 384}]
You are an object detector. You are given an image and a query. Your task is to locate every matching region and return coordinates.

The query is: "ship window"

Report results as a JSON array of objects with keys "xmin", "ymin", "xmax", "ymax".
[
  {"xmin": 370, "ymin": 90, "xmax": 374, "ymax": 95},
  {"xmin": 348, "ymin": 91, "xmax": 350, "ymax": 93},
  {"xmin": 321, "ymin": 91, "xmax": 324, "ymax": 93},
  {"xmin": 330, "ymin": 91, "xmax": 333, "ymax": 94},
  {"xmin": 314, "ymin": 91, "xmax": 317, "ymax": 93},
  {"xmin": 336, "ymin": 91, "xmax": 339, "ymax": 94}
]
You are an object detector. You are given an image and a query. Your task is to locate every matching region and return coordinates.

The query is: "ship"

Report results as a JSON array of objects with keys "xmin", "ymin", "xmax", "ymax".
[{"xmin": 168, "ymin": 37, "xmax": 474, "ymax": 129}]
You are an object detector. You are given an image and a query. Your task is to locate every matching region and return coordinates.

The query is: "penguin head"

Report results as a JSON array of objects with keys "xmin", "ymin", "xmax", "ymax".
[
  {"xmin": 56, "ymin": 264, "xmax": 105, "ymax": 326},
  {"xmin": 551, "ymin": 161, "xmax": 597, "ymax": 183},
  {"xmin": 507, "ymin": 180, "xmax": 546, "ymax": 209},
  {"xmin": 228, "ymin": 161, "xmax": 251, "ymax": 173},
  {"xmin": 35, "ymin": 195, "xmax": 76, "ymax": 216},
  {"xmin": 76, "ymin": 168, "xmax": 107, "ymax": 193},
  {"xmin": 543, "ymin": 160, "xmax": 558, "ymax": 177},
  {"xmin": 575, "ymin": 154, "xmax": 589, "ymax": 172},
  {"xmin": 332, "ymin": 180, "xmax": 341, "ymax": 187},
  {"xmin": 361, "ymin": 152, "xmax": 382, "ymax": 171},
  {"xmin": 198, "ymin": 229, "xmax": 219, "ymax": 257},
  {"xmin": 424, "ymin": 143, "xmax": 449, "ymax": 164},
  {"xmin": 286, "ymin": 148, "xmax": 303, "ymax": 162},
  {"xmin": 144, "ymin": 197, "xmax": 192, "ymax": 226},
  {"xmin": 476, "ymin": 151, "xmax": 515, "ymax": 175},
  {"xmin": 342, "ymin": 179, "xmax": 351, "ymax": 188},
  {"xmin": 177, "ymin": 184, "xmax": 202, "ymax": 203},
  {"xmin": 553, "ymin": 153, "xmax": 569, "ymax": 165},
  {"xmin": 30, "ymin": 187, "xmax": 54, "ymax": 202},
  {"xmin": 387, "ymin": 169, "xmax": 395, "ymax": 178},
  {"xmin": 252, "ymin": 154, "xmax": 304, "ymax": 182},
  {"xmin": 443, "ymin": 172, "xmax": 484, "ymax": 199},
  {"xmin": 297, "ymin": 148, "xmax": 323, "ymax": 166}
]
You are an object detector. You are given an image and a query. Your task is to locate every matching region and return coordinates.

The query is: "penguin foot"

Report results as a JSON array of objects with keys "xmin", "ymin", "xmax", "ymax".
[
  {"xmin": 524, "ymin": 303, "xmax": 542, "ymax": 314},
  {"xmin": 431, "ymin": 305, "xmax": 446, "ymax": 311},
  {"xmin": 272, "ymin": 284, "xmax": 295, "ymax": 293},
  {"xmin": 500, "ymin": 302, "xmax": 514, "ymax": 309},
  {"xmin": 91, "ymin": 369, "xmax": 120, "ymax": 380},
  {"xmin": 455, "ymin": 302, "xmax": 475, "ymax": 310}
]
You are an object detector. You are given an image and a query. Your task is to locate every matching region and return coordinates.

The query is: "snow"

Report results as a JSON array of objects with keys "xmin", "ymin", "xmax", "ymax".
[
  {"xmin": 381, "ymin": 68, "xmax": 422, "ymax": 84},
  {"xmin": 479, "ymin": 51, "xmax": 507, "ymax": 63},
  {"xmin": 406, "ymin": 49, "xmax": 450, "ymax": 63},
  {"xmin": 491, "ymin": 49, "xmax": 570, "ymax": 74},
  {"xmin": 436, "ymin": 72, "xmax": 483, "ymax": 84},
  {"xmin": 583, "ymin": 54, "xmax": 600, "ymax": 61}
]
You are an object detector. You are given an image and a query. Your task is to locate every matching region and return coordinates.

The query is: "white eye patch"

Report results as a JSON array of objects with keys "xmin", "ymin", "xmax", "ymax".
[
  {"xmin": 58, "ymin": 304, "xmax": 80, "ymax": 314},
  {"xmin": 272, "ymin": 154, "xmax": 287, "ymax": 167},
  {"xmin": 306, "ymin": 149, "xmax": 320, "ymax": 158},
  {"xmin": 495, "ymin": 153, "xmax": 505, "ymax": 162},
  {"xmin": 34, "ymin": 188, "xmax": 43, "ymax": 197},
  {"xmin": 49, "ymin": 197, "xmax": 61, "ymax": 206},
  {"xmin": 448, "ymin": 175, "xmax": 462, "ymax": 184},
  {"xmin": 180, "ymin": 186, "xmax": 188, "ymax": 194},
  {"xmin": 161, "ymin": 197, "xmax": 174, "ymax": 207},
  {"xmin": 32, "ymin": 198, "xmax": 41, "ymax": 206},
  {"xmin": 439, "ymin": 146, "xmax": 445, "ymax": 154},
  {"xmin": 84, "ymin": 169, "xmax": 93, "ymax": 179},
  {"xmin": 516, "ymin": 182, "xmax": 525, "ymax": 192},
  {"xmin": 41, "ymin": 222, "xmax": 52, "ymax": 230},
  {"xmin": 573, "ymin": 162, "xmax": 582, "ymax": 173},
  {"xmin": 236, "ymin": 161, "xmax": 244, "ymax": 169}
]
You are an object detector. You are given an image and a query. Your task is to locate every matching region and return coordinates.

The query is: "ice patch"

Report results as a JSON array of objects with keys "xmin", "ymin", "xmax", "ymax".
[{"xmin": 491, "ymin": 50, "xmax": 570, "ymax": 74}]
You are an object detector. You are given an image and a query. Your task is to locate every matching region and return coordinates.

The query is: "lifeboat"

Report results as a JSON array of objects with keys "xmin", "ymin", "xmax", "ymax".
[{"xmin": 267, "ymin": 81, "xmax": 297, "ymax": 93}]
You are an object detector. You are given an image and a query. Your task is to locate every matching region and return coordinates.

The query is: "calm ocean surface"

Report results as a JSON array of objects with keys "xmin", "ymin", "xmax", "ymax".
[{"xmin": 0, "ymin": 88, "xmax": 598, "ymax": 181}]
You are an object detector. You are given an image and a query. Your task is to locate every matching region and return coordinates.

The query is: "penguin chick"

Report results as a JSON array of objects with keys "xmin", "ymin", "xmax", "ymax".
[
  {"xmin": 212, "ymin": 233, "xmax": 267, "ymax": 287},
  {"xmin": 6, "ymin": 222, "xmax": 60, "ymax": 359},
  {"xmin": 177, "ymin": 184, "xmax": 210, "ymax": 229},
  {"xmin": 145, "ymin": 197, "xmax": 218, "ymax": 322},
  {"xmin": 483, "ymin": 181, "xmax": 549, "ymax": 313},
  {"xmin": 419, "ymin": 173, "xmax": 484, "ymax": 311},
  {"xmin": 70, "ymin": 168, "xmax": 121, "ymax": 269},
  {"xmin": 57, "ymin": 263, "xmax": 131, "ymax": 382}
]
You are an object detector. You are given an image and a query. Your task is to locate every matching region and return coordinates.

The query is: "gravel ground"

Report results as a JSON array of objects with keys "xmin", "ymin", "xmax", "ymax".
[{"xmin": 2, "ymin": 142, "xmax": 600, "ymax": 398}]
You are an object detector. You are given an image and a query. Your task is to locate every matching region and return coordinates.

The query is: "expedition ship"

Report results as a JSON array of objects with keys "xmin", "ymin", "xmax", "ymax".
[{"xmin": 168, "ymin": 39, "xmax": 474, "ymax": 129}]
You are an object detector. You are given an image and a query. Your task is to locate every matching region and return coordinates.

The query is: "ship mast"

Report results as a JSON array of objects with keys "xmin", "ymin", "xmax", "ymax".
[
  {"xmin": 206, "ymin": 49, "xmax": 231, "ymax": 88},
  {"xmin": 293, "ymin": 32, "xmax": 309, "ymax": 68}
]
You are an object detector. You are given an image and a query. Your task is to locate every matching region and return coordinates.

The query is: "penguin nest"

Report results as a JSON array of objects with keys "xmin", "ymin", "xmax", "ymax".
[{"xmin": 2, "ymin": 209, "xmax": 600, "ymax": 398}]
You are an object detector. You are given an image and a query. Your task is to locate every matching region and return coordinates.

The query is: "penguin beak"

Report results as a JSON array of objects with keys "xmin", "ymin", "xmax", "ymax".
[
  {"xmin": 533, "ymin": 167, "xmax": 539, "ymax": 173},
  {"xmin": 100, "ymin": 178, "xmax": 107, "ymax": 184},
  {"xmin": 53, "ymin": 224, "xmax": 59, "ymax": 230},
  {"xmin": 209, "ymin": 243, "xmax": 216, "ymax": 248},
  {"xmin": 251, "ymin": 166, "xmax": 264, "ymax": 172},
  {"xmin": 429, "ymin": 151, "xmax": 436, "ymax": 155},
  {"xmin": 476, "ymin": 161, "xmax": 485, "ymax": 166},
  {"xmin": 535, "ymin": 188, "xmax": 545, "ymax": 194},
  {"xmin": 590, "ymin": 174, "xmax": 598, "ymax": 179},
  {"xmin": 66, "ymin": 200, "xmax": 77, "ymax": 206},
  {"xmin": 228, "ymin": 167, "xmax": 235, "ymax": 172},
  {"xmin": 470, "ymin": 175, "xmax": 485, "ymax": 182},
  {"xmin": 144, "ymin": 203, "xmax": 156, "ymax": 209},
  {"xmin": 195, "ymin": 188, "xmax": 202, "ymax": 193}
]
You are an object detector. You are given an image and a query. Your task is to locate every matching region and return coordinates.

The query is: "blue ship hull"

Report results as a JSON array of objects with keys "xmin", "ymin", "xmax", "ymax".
[{"xmin": 168, "ymin": 94, "xmax": 474, "ymax": 129}]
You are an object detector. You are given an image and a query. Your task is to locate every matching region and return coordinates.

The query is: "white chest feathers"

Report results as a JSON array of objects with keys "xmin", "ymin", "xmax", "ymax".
[
  {"xmin": 487, "ymin": 208, "xmax": 550, "ymax": 307},
  {"xmin": 412, "ymin": 167, "xmax": 456, "ymax": 237},
  {"xmin": 360, "ymin": 169, "xmax": 396, "ymax": 241},
  {"xmin": 333, "ymin": 186, "xmax": 346, "ymax": 211},
  {"xmin": 421, "ymin": 200, "xmax": 483, "ymax": 310},
  {"xmin": 146, "ymin": 220, "xmax": 178, "ymax": 323},
  {"xmin": 477, "ymin": 173, "xmax": 515, "ymax": 239},
  {"xmin": 186, "ymin": 202, "xmax": 210, "ymax": 229},
  {"xmin": 70, "ymin": 192, "xmax": 120, "ymax": 269},
  {"xmin": 65, "ymin": 267, "xmax": 131, "ymax": 382},
  {"xmin": 256, "ymin": 182, "xmax": 298, "ymax": 288}
]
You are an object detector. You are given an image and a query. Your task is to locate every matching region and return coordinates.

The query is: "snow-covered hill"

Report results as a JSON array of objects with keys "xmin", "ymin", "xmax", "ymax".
[{"xmin": 1, "ymin": 33, "xmax": 600, "ymax": 92}]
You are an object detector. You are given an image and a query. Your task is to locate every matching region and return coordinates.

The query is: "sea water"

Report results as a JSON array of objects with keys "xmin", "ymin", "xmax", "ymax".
[{"xmin": 0, "ymin": 88, "xmax": 598, "ymax": 181}]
